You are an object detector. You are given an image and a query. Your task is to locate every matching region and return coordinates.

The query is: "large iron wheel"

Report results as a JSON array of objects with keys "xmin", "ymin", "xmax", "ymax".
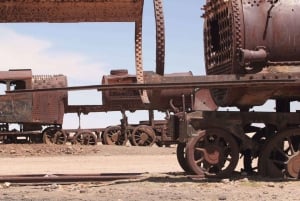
[
  {"xmin": 73, "ymin": 131, "xmax": 97, "ymax": 145},
  {"xmin": 186, "ymin": 129, "xmax": 239, "ymax": 178},
  {"xmin": 258, "ymin": 128, "xmax": 300, "ymax": 178},
  {"xmin": 131, "ymin": 125, "xmax": 156, "ymax": 146},
  {"xmin": 103, "ymin": 126, "xmax": 127, "ymax": 146},
  {"xmin": 176, "ymin": 142, "xmax": 194, "ymax": 174},
  {"xmin": 241, "ymin": 125, "xmax": 277, "ymax": 174},
  {"xmin": 42, "ymin": 127, "xmax": 67, "ymax": 145}
]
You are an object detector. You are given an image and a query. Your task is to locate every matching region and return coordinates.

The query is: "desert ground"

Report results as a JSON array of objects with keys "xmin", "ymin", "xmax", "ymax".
[{"xmin": 0, "ymin": 144, "xmax": 299, "ymax": 201}]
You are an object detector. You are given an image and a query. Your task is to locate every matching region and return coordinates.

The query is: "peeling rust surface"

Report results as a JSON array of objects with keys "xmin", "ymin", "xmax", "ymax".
[
  {"xmin": 0, "ymin": 0, "xmax": 144, "ymax": 22},
  {"xmin": 0, "ymin": 71, "xmax": 67, "ymax": 125},
  {"xmin": 101, "ymin": 71, "xmax": 196, "ymax": 111},
  {"xmin": 32, "ymin": 75, "xmax": 68, "ymax": 124},
  {"xmin": 203, "ymin": 0, "xmax": 300, "ymax": 107},
  {"xmin": 0, "ymin": 93, "xmax": 32, "ymax": 123}
]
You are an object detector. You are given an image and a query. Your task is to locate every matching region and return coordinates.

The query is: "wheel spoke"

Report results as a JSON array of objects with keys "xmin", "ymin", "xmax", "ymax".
[
  {"xmin": 225, "ymin": 156, "xmax": 232, "ymax": 162},
  {"xmin": 287, "ymin": 136, "xmax": 296, "ymax": 154},
  {"xmin": 195, "ymin": 156, "xmax": 204, "ymax": 164},
  {"xmin": 195, "ymin": 147, "xmax": 205, "ymax": 153}
]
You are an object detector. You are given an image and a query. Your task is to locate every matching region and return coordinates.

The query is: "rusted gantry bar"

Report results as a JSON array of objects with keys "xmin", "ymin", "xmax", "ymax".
[{"xmin": 0, "ymin": 0, "xmax": 144, "ymax": 22}]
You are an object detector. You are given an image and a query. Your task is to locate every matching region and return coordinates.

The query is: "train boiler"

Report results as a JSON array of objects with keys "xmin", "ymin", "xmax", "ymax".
[{"xmin": 203, "ymin": 0, "xmax": 300, "ymax": 107}]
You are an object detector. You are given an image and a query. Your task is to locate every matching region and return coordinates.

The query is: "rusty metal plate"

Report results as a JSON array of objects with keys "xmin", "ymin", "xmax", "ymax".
[
  {"xmin": 0, "ymin": 93, "xmax": 32, "ymax": 123},
  {"xmin": 32, "ymin": 75, "xmax": 67, "ymax": 124},
  {"xmin": 193, "ymin": 89, "xmax": 217, "ymax": 111},
  {"xmin": 0, "ymin": 0, "xmax": 144, "ymax": 22},
  {"xmin": 32, "ymin": 91, "xmax": 66, "ymax": 124},
  {"xmin": 0, "ymin": 69, "xmax": 32, "ymax": 81}
]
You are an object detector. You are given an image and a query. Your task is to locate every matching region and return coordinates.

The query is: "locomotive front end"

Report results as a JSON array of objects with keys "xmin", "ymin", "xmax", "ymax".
[{"xmin": 203, "ymin": 0, "xmax": 300, "ymax": 107}]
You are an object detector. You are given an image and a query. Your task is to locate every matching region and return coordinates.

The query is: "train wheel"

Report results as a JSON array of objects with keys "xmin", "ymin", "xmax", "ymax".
[
  {"xmin": 176, "ymin": 142, "xmax": 194, "ymax": 174},
  {"xmin": 103, "ymin": 126, "xmax": 127, "ymax": 146},
  {"xmin": 186, "ymin": 129, "xmax": 239, "ymax": 178},
  {"xmin": 43, "ymin": 127, "xmax": 66, "ymax": 145},
  {"xmin": 73, "ymin": 131, "xmax": 97, "ymax": 145},
  {"xmin": 258, "ymin": 128, "xmax": 300, "ymax": 178},
  {"xmin": 131, "ymin": 125, "xmax": 156, "ymax": 146},
  {"xmin": 53, "ymin": 130, "xmax": 67, "ymax": 145},
  {"xmin": 241, "ymin": 126, "xmax": 277, "ymax": 174}
]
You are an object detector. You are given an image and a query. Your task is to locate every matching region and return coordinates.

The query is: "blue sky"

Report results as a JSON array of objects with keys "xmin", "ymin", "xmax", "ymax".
[
  {"xmin": 0, "ymin": 0, "xmax": 207, "ymax": 128},
  {"xmin": 1, "ymin": 0, "xmax": 206, "ymax": 81}
]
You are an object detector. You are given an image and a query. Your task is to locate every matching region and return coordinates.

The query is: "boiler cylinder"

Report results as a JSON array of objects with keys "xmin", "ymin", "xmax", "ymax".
[{"xmin": 203, "ymin": 0, "xmax": 300, "ymax": 107}]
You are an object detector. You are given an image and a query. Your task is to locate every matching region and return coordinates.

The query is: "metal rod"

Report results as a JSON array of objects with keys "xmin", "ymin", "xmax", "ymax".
[
  {"xmin": 8, "ymin": 75, "xmax": 299, "ymax": 93},
  {"xmin": 0, "ymin": 173, "xmax": 143, "ymax": 183}
]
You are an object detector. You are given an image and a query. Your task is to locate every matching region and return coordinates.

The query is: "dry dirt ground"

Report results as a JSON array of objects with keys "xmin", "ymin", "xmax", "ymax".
[{"xmin": 0, "ymin": 144, "xmax": 299, "ymax": 201}]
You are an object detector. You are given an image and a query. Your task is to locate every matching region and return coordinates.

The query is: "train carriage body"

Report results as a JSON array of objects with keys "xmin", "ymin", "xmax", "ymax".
[{"xmin": 0, "ymin": 69, "xmax": 67, "ymax": 127}]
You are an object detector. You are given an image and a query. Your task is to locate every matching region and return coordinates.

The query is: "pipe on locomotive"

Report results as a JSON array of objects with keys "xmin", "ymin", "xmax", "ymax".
[{"xmin": 238, "ymin": 47, "xmax": 268, "ymax": 67}]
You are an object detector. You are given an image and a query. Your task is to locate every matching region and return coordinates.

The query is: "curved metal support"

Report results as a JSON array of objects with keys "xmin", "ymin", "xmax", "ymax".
[
  {"xmin": 135, "ymin": 17, "xmax": 150, "ymax": 104},
  {"xmin": 134, "ymin": 0, "xmax": 165, "ymax": 104},
  {"xmin": 154, "ymin": 0, "xmax": 165, "ymax": 75}
]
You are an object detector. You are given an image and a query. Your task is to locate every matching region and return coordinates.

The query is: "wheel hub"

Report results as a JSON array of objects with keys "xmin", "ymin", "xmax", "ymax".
[
  {"xmin": 111, "ymin": 133, "xmax": 119, "ymax": 142},
  {"xmin": 140, "ymin": 133, "xmax": 149, "ymax": 142},
  {"xmin": 203, "ymin": 146, "xmax": 221, "ymax": 165},
  {"xmin": 287, "ymin": 151, "xmax": 300, "ymax": 178}
]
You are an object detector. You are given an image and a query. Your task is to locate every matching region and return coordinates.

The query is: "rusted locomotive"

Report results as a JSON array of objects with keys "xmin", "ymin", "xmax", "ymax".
[
  {"xmin": 0, "ymin": 69, "xmax": 68, "ymax": 144},
  {"xmin": 0, "ymin": 68, "xmax": 193, "ymax": 147},
  {"xmin": 203, "ymin": 0, "xmax": 300, "ymax": 107},
  {"xmin": 0, "ymin": 0, "xmax": 299, "ymax": 179},
  {"xmin": 170, "ymin": 0, "xmax": 300, "ymax": 179}
]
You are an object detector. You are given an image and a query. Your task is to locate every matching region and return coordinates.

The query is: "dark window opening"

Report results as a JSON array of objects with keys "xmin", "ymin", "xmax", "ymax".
[
  {"xmin": 210, "ymin": 18, "xmax": 221, "ymax": 52},
  {"xmin": 10, "ymin": 80, "xmax": 26, "ymax": 91}
]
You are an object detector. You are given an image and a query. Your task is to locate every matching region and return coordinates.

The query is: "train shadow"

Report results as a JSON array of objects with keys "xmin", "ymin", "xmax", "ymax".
[{"xmin": 108, "ymin": 171, "xmax": 300, "ymax": 186}]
